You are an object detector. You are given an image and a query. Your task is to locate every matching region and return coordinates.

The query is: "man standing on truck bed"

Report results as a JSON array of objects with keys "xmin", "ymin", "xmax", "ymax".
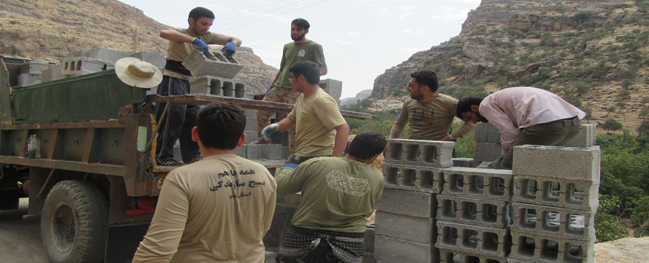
[
  {"xmin": 132, "ymin": 103, "xmax": 277, "ymax": 263},
  {"xmin": 155, "ymin": 7, "xmax": 242, "ymax": 166},
  {"xmin": 254, "ymin": 18, "xmax": 327, "ymax": 154}
]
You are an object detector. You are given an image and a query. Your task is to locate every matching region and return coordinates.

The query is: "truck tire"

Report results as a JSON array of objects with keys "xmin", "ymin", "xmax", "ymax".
[{"xmin": 41, "ymin": 180, "xmax": 108, "ymax": 263}]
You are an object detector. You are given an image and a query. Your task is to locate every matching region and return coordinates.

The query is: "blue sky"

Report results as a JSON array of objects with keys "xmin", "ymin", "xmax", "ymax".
[{"xmin": 118, "ymin": 0, "xmax": 482, "ymax": 98}]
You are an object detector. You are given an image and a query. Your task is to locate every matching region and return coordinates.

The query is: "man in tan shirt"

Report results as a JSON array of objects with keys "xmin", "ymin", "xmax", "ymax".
[
  {"xmin": 155, "ymin": 7, "xmax": 242, "ymax": 166},
  {"xmin": 133, "ymin": 104, "xmax": 277, "ymax": 263},
  {"xmin": 390, "ymin": 70, "xmax": 475, "ymax": 141}
]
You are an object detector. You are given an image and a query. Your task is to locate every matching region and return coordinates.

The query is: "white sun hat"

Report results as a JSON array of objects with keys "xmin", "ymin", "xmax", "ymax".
[{"xmin": 115, "ymin": 57, "xmax": 163, "ymax": 88}]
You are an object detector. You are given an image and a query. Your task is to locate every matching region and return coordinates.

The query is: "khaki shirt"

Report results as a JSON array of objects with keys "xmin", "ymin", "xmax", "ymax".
[
  {"xmin": 287, "ymin": 88, "xmax": 346, "ymax": 157},
  {"xmin": 164, "ymin": 28, "xmax": 233, "ymax": 80},
  {"xmin": 276, "ymin": 157, "xmax": 384, "ymax": 233},
  {"xmin": 390, "ymin": 94, "xmax": 476, "ymax": 140},
  {"xmin": 132, "ymin": 154, "xmax": 276, "ymax": 263},
  {"xmin": 275, "ymin": 41, "xmax": 327, "ymax": 89}
]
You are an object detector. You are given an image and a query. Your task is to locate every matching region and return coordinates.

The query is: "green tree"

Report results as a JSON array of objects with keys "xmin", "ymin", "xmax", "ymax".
[
  {"xmin": 640, "ymin": 107, "xmax": 649, "ymax": 120},
  {"xmin": 631, "ymin": 196, "xmax": 649, "ymax": 237},
  {"xmin": 606, "ymin": 106, "xmax": 616, "ymax": 117},
  {"xmin": 601, "ymin": 119, "xmax": 623, "ymax": 134},
  {"xmin": 637, "ymin": 120, "xmax": 649, "ymax": 136},
  {"xmin": 616, "ymin": 101, "xmax": 627, "ymax": 122}
]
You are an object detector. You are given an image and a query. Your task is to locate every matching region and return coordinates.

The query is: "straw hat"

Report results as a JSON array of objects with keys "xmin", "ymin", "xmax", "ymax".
[{"xmin": 115, "ymin": 57, "xmax": 163, "ymax": 88}]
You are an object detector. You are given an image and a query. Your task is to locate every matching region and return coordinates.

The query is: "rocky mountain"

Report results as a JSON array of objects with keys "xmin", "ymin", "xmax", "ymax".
[
  {"xmin": 0, "ymin": 0, "xmax": 276, "ymax": 94},
  {"xmin": 365, "ymin": 0, "xmax": 649, "ymax": 132},
  {"xmin": 341, "ymin": 89, "xmax": 373, "ymax": 106}
]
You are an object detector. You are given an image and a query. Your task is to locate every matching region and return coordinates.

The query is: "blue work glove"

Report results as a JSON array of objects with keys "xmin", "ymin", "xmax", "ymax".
[
  {"xmin": 489, "ymin": 157, "xmax": 503, "ymax": 169},
  {"xmin": 261, "ymin": 124, "xmax": 279, "ymax": 141},
  {"xmin": 222, "ymin": 42, "xmax": 236, "ymax": 57},
  {"xmin": 282, "ymin": 163, "xmax": 297, "ymax": 169},
  {"xmin": 191, "ymin": 37, "xmax": 210, "ymax": 55},
  {"xmin": 266, "ymin": 85, "xmax": 274, "ymax": 95}
]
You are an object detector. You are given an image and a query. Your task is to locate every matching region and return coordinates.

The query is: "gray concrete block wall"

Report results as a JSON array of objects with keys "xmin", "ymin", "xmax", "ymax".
[
  {"xmin": 436, "ymin": 221, "xmax": 511, "ymax": 258},
  {"xmin": 40, "ymin": 64, "xmax": 64, "ymax": 82},
  {"xmin": 189, "ymin": 75, "xmax": 246, "ymax": 98},
  {"xmin": 512, "ymin": 175, "xmax": 599, "ymax": 212},
  {"xmin": 510, "ymin": 203, "xmax": 595, "ymax": 242},
  {"xmin": 509, "ymin": 231, "xmax": 594, "ymax": 263},
  {"xmin": 439, "ymin": 249, "xmax": 507, "ymax": 263},
  {"xmin": 382, "ymin": 163, "xmax": 443, "ymax": 193},
  {"xmin": 512, "ymin": 145, "xmax": 600, "ymax": 181},
  {"xmin": 363, "ymin": 228, "xmax": 377, "ymax": 263},
  {"xmin": 375, "ymin": 211, "xmax": 436, "ymax": 243},
  {"xmin": 375, "ymin": 188, "xmax": 437, "ymax": 218},
  {"xmin": 374, "ymin": 235, "xmax": 440, "ymax": 263},
  {"xmin": 384, "ymin": 139, "xmax": 455, "ymax": 167},
  {"xmin": 182, "ymin": 48, "xmax": 243, "ymax": 78},
  {"xmin": 437, "ymin": 194, "xmax": 510, "ymax": 229},
  {"xmin": 473, "ymin": 142, "xmax": 502, "ymax": 162},
  {"xmin": 441, "ymin": 167, "xmax": 514, "ymax": 201},
  {"xmin": 452, "ymin": 158, "xmax": 480, "ymax": 168}
]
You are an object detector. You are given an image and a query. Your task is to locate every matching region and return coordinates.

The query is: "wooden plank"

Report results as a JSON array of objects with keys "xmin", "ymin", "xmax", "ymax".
[
  {"xmin": 81, "ymin": 128, "xmax": 95, "ymax": 163},
  {"xmin": 146, "ymin": 94, "xmax": 374, "ymax": 120}
]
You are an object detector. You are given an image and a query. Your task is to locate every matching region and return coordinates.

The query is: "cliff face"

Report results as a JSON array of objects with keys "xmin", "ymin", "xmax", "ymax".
[
  {"xmin": 0, "ymin": 0, "xmax": 276, "ymax": 94},
  {"xmin": 369, "ymin": 0, "xmax": 649, "ymax": 130}
]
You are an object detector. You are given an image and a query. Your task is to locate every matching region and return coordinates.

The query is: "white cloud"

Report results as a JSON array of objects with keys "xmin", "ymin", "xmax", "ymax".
[
  {"xmin": 403, "ymin": 29, "xmax": 412, "ymax": 34},
  {"xmin": 398, "ymin": 5, "xmax": 416, "ymax": 10},
  {"xmin": 335, "ymin": 40, "xmax": 354, "ymax": 45},
  {"xmin": 399, "ymin": 12, "xmax": 414, "ymax": 19},
  {"xmin": 347, "ymin": 31, "xmax": 361, "ymax": 36}
]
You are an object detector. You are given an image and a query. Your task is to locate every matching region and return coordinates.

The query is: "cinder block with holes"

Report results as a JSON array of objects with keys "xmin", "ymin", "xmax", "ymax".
[
  {"xmin": 60, "ymin": 57, "xmax": 114, "ymax": 77},
  {"xmin": 375, "ymin": 188, "xmax": 437, "ymax": 218},
  {"xmin": 441, "ymin": 167, "xmax": 514, "ymax": 201},
  {"xmin": 374, "ymin": 235, "xmax": 440, "ymax": 263},
  {"xmin": 436, "ymin": 221, "xmax": 511, "ymax": 258},
  {"xmin": 564, "ymin": 124, "xmax": 596, "ymax": 148},
  {"xmin": 182, "ymin": 48, "xmax": 243, "ymax": 78},
  {"xmin": 189, "ymin": 75, "xmax": 246, "ymax": 98},
  {"xmin": 382, "ymin": 163, "xmax": 443, "ymax": 193},
  {"xmin": 20, "ymin": 60, "xmax": 51, "ymax": 74},
  {"xmin": 473, "ymin": 142, "xmax": 502, "ymax": 162},
  {"xmin": 474, "ymin": 123, "xmax": 502, "ymax": 144},
  {"xmin": 437, "ymin": 194, "xmax": 510, "ymax": 229},
  {"xmin": 511, "ymin": 203, "xmax": 595, "ymax": 241},
  {"xmin": 512, "ymin": 175, "xmax": 599, "ymax": 212},
  {"xmin": 383, "ymin": 139, "xmax": 455, "ymax": 167},
  {"xmin": 438, "ymin": 249, "xmax": 507, "ymax": 263},
  {"xmin": 509, "ymin": 231, "xmax": 594, "ymax": 263},
  {"xmin": 375, "ymin": 211, "xmax": 435, "ymax": 243},
  {"xmin": 512, "ymin": 145, "xmax": 600, "ymax": 181},
  {"xmin": 452, "ymin": 158, "xmax": 480, "ymax": 168}
]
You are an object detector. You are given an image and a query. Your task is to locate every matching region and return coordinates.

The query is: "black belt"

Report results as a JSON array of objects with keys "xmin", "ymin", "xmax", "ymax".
[
  {"xmin": 164, "ymin": 59, "xmax": 192, "ymax": 76},
  {"xmin": 560, "ymin": 116, "xmax": 578, "ymax": 120}
]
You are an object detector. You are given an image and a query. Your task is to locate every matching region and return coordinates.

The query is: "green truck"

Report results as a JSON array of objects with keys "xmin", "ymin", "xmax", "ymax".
[{"xmin": 0, "ymin": 58, "xmax": 371, "ymax": 263}]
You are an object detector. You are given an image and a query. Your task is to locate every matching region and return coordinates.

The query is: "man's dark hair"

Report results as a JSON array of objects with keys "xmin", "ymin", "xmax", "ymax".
[
  {"xmin": 456, "ymin": 96, "xmax": 484, "ymax": 117},
  {"xmin": 196, "ymin": 103, "xmax": 245, "ymax": 150},
  {"xmin": 347, "ymin": 131, "xmax": 387, "ymax": 160},
  {"xmin": 291, "ymin": 18, "xmax": 310, "ymax": 30},
  {"xmin": 410, "ymin": 71, "xmax": 439, "ymax": 93},
  {"xmin": 289, "ymin": 61, "xmax": 320, "ymax": 85},
  {"xmin": 188, "ymin": 7, "xmax": 215, "ymax": 23}
]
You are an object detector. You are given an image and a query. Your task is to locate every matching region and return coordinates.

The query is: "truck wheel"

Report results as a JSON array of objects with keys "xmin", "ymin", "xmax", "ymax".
[{"xmin": 41, "ymin": 180, "xmax": 108, "ymax": 263}]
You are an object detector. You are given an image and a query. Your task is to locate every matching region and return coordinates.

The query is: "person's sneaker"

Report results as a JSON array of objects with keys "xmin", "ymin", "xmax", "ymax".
[
  {"xmin": 250, "ymin": 138, "xmax": 271, "ymax": 144},
  {"xmin": 188, "ymin": 156, "xmax": 203, "ymax": 164},
  {"xmin": 157, "ymin": 159, "xmax": 183, "ymax": 167}
]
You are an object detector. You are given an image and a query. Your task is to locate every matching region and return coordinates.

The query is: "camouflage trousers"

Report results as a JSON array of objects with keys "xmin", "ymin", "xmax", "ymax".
[{"xmin": 257, "ymin": 87, "xmax": 301, "ymax": 154}]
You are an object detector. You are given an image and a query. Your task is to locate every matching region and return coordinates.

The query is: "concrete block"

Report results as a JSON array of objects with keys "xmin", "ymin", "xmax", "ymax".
[
  {"xmin": 439, "ymin": 249, "xmax": 507, "ymax": 263},
  {"xmin": 507, "ymin": 259, "xmax": 535, "ymax": 263},
  {"xmin": 374, "ymin": 235, "xmax": 440, "ymax": 263},
  {"xmin": 246, "ymin": 144, "xmax": 263, "ymax": 160},
  {"xmin": 189, "ymin": 75, "xmax": 246, "ymax": 97},
  {"xmin": 382, "ymin": 163, "xmax": 443, "ymax": 193},
  {"xmin": 131, "ymin": 51, "xmax": 166, "ymax": 69},
  {"xmin": 384, "ymin": 139, "xmax": 455, "ymax": 167},
  {"xmin": 245, "ymin": 109, "xmax": 257, "ymax": 118},
  {"xmin": 245, "ymin": 116, "xmax": 258, "ymax": 132},
  {"xmin": 510, "ymin": 231, "xmax": 594, "ymax": 263},
  {"xmin": 60, "ymin": 57, "xmax": 114, "ymax": 77},
  {"xmin": 474, "ymin": 123, "xmax": 501, "ymax": 144},
  {"xmin": 87, "ymin": 48, "xmax": 130, "ymax": 62},
  {"xmin": 511, "ymin": 203, "xmax": 595, "ymax": 242},
  {"xmin": 262, "ymin": 144, "xmax": 283, "ymax": 160},
  {"xmin": 437, "ymin": 194, "xmax": 510, "ymax": 229},
  {"xmin": 17, "ymin": 74, "xmax": 41, "ymax": 86},
  {"xmin": 564, "ymin": 124, "xmax": 596, "ymax": 147},
  {"xmin": 375, "ymin": 211, "xmax": 435, "ymax": 243},
  {"xmin": 473, "ymin": 142, "xmax": 502, "ymax": 162},
  {"xmin": 281, "ymin": 146, "xmax": 290, "ymax": 159},
  {"xmin": 65, "ymin": 49, "xmax": 90, "ymax": 58},
  {"xmin": 452, "ymin": 158, "xmax": 479, "ymax": 168},
  {"xmin": 182, "ymin": 48, "xmax": 243, "ymax": 78},
  {"xmin": 40, "ymin": 64, "xmax": 64, "ymax": 82},
  {"xmin": 319, "ymin": 78, "xmax": 342, "ymax": 106},
  {"xmin": 436, "ymin": 221, "xmax": 511, "ymax": 258},
  {"xmin": 442, "ymin": 167, "xmax": 514, "ymax": 201},
  {"xmin": 512, "ymin": 175, "xmax": 599, "ymax": 212},
  {"xmin": 364, "ymin": 227, "xmax": 376, "ymax": 254},
  {"xmin": 236, "ymin": 144, "xmax": 247, "ymax": 158},
  {"xmin": 20, "ymin": 60, "xmax": 51, "ymax": 74},
  {"xmin": 512, "ymin": 145, "xmax": 600, "ymax": 181},
  {"xmin": 375, "ymin": 188, "xmax": 437, "ymax": 218},
  {"xmin": 244, "ymin": 131, "xmax": 257, "ymax": 144}
]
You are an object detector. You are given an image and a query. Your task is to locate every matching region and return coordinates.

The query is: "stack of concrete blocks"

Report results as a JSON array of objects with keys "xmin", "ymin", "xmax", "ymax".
[
  {"xmin": 319, "ymin": 78, "xmax": 343, "ymax": 107},
  {"xmin": 435, "ymin": 167, "xmax": 514, "ymax": 263},
  {"xmin": 183, "ymin": 48, "xmax": 246, "ymax": 98},
  {"xmin": 508, "ymin": 145, "xmax": 600, "ymax": 263},
  {"xmin": 18, "ymin": 60, "xmax": 52, "ymax": 86},
  {"xmin": 60, "ymin": 57, "xmax": 116, "ymax": 78},
  {"xmin": 372, "ymin": 139, "xmax": 456, "ymax": 263},
  {"xmin": 41, "ymin": 48, "xmax": 154, "ymax": 82}
]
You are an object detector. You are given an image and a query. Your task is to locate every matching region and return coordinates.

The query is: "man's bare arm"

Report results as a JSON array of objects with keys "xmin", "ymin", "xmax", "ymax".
[{"xmin": 332, "ymin": 123, "xmax": 350, "ymax": 157}]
